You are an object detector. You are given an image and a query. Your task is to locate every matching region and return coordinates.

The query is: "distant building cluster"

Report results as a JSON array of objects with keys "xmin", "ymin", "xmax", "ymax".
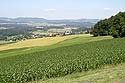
[{"xmin": 47, "ymin": 27, "xmax": 79, "ymax": 36}]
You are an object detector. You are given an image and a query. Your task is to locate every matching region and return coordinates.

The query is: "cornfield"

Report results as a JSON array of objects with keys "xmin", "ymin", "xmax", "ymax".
[{"xmin": 0, "ymin": 38, "xmax": 125, "ymax": 82}]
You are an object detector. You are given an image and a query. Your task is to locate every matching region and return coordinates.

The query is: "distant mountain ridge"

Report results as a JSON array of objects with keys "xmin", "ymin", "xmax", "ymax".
[
  {"xmin": 0, "ymin": 17, "xmax": 99, "ymax": 23},
  {"xmin": 0, "ymin": 17, "xmax": 47, "ymax": 23}
]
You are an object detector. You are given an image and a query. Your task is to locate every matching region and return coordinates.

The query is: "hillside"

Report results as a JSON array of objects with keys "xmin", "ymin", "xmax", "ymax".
[
  {"xmin": 0, "ymin": 35, "xmax": 78, "ymax": 51},
  {"xmin": 41, "ymin": 63, "xmax": 125, "ymax": 83},
  {"xmin": 0, "ymin": 34, "xmax": 112, "ymax": 58},
  {"xmin": 0, "ymin": 35, "xmax": 125, "ymax": 83},
  {"xmin": 0, "ymin": 0, "xmax": 125, "ymax": 83}
]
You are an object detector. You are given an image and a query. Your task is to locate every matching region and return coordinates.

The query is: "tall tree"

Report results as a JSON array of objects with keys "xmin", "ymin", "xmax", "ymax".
[{"xmin": 92, "ymin": 12, "xmax": 125, "ymax": 38}]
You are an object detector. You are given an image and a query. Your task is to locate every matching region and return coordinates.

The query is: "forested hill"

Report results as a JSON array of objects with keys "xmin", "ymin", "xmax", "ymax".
[{"xmin": 92, "ymin": 12, "xmax": 125, "ymax": 38}]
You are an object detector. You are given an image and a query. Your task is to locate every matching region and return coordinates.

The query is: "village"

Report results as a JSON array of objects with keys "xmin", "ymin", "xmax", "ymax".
[{"xmin": 6, "ymin": 26, "xmax": 87, "ymax": 42}]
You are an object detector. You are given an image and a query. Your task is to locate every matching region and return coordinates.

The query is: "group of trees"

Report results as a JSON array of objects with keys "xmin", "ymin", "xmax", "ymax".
[{"xmin": 91, "ymin": 12, "xmax": 125, "ymax": 38}]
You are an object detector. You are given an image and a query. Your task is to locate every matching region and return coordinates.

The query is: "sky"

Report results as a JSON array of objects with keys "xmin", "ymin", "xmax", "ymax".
[{"xmin": 0, "ymin": 0, "xmax": 125, "ymax": 19}]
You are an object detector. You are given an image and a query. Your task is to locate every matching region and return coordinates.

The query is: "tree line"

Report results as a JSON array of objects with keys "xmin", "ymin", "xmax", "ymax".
[{"xmin": 91, "ymin": 12, "xmax": 125, "ymax": 38}]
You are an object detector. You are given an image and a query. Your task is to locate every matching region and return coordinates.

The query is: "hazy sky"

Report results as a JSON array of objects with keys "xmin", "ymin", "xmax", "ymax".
[{"xmin": 0, "ymin": 0, "xmax": 125, "ymax": 19}]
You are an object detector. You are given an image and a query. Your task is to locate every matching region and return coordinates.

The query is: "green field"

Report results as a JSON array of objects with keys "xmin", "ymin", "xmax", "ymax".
[
  {"xmin": 0, "ymin": 34, "xmax": 125, "ymax": 83},
  {"xmin": 0, "ymin": 34, "xmax": 112, "ymax": 58},
  {"xmin": 32, "ymin": 30, "xmax": 47, "ymax": 35},
  {"xmin": 0, "ymin": 35, "xmax": 80, "ymax": 51}
]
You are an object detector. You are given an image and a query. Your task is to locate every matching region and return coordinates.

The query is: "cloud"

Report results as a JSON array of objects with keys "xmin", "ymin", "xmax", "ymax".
[
  {"xmin": 44, "ymin": 9, "xmax": 57, "ymax": 12},
  {"xmin": 104, "ymin": 8, "xmax": 110, "ymax": 10}
]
